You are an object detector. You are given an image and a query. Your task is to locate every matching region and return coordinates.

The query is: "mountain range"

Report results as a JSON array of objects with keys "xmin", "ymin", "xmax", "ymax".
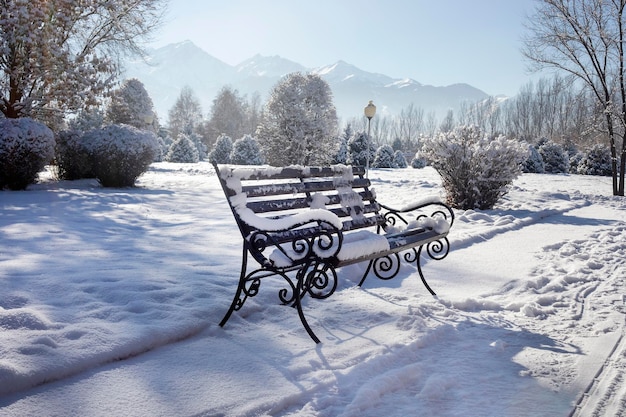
[{"xmin": 122, "ymin": 40, "xmax": 492, "ymax": 123}]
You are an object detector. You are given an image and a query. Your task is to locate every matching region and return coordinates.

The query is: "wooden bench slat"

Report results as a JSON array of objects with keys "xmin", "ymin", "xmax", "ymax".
[
  {"xmin": 241, "ymin": 178, "xmax": 371, "ymax": 198},
  {"xmin": 246, "ymin": 191, "xmax": 376, "ymax": 214},
  {"xmin": 234, "ymin": 165, "xmax": 365, "ymax": 180}
]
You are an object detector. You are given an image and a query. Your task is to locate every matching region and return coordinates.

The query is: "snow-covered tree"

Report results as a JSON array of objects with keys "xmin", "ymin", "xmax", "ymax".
[
  {"xmin": 539, "ymin": 141, "xmax": 569, "ymax": 174},
  {"xmin": 523, "ymin": 144, "xmax": 545, "ymax": 173},
  {"xmin": 230, "ymin": 135, "xmax": 263, "ymax": 165},
  {"xmin": 347, "ymin": 131, "xmax": 376, "ymax": 167},
  {"xmin": 68, "ymin": 108, "xmax": 105, "ymax": 132},
  {"xmin": 577, "ymin": 144, "xmax": 612, "ymax": 176},
  {"xmin": 393, "ymin": 150, "xmax": 408, "ymax": 168},
  {"xmin": 165, "ymin": 134, "xmax": 200, "ymax": 163},
  {"xmin": 0, "ymin": 118, "xmax": 55, "ymax": 190},
  {"xmin": 106, "ymin": 79, "xmax": 158, "ymax": 133},
  {"xmin": 168, "ymin": 86, "xmax": 204, "ymax": 139},
  {"xmin": 421, "ymin": 125, "xmax": 528, "ymax": 210},
  {"xmin": 372, "ymin": 144, "xmax": 395, "ymax": 168},
  {"xmin": 333, "ymin": 137, "xmax": 348, "ymax": 164},
  {"xmin": 256, "ymin": 72, "xmax": 338, "ymax": 166},
  {"xmin": 0, "ymin": 0, "xmax": 165, "ymax": 120},
  {"xmin": 411, "ymin": 152, "xmax": 427, "ymax": 169},
  {"xmin": 205, "ymin": 87, "xmax": 248, "ymax": 145},
  {"xmin": 209, "ymin": 134, "xmax": 233, "ymax": 164}
]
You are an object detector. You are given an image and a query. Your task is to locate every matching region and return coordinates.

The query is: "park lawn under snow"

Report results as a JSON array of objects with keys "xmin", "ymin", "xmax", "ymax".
[{"xmin": 0, "ymin": 162, "xmax": 625, "ymax": 417}]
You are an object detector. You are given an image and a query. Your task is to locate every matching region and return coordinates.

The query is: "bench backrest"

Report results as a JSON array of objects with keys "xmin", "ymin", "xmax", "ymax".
[{"xmin": 214, "ymin": 164, "xmax": 385, "ymax": 240}]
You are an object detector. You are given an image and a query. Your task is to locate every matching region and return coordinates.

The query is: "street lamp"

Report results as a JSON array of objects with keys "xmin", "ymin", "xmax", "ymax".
[{"xmin": 364, "ymin": 100, "xmax": 376, "ymax": 177}]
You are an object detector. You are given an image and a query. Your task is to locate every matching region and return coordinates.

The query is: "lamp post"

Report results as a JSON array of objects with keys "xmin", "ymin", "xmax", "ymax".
[{"xmin": 364, "ymin": 100, "xmax": 376, "ymax": 177}]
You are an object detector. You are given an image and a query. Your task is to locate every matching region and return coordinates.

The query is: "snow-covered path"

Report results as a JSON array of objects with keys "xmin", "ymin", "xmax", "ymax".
[{"xmin": 1, "ymin": 165, "xmax": 625, "ymax": 416}]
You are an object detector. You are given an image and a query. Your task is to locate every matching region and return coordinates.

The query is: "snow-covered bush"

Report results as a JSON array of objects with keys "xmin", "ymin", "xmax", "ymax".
[
  {"xmin": 230, "ymin": 134, "xmax": 263, "ymax": 165},
  {"xmin": 568, "ymin": 151, "xmax": 584, "ymax": 174},
  {"xmin": 539, "ymin": 141, "xmax": 569, "ymax": 174},
  {"xmin": 165, "ymin": 134, "xmax": 200, "ymax": 163},
  {"xmin": 333, "ymin": 137, "xmax": 348, "ymax": 164},
  {"xmin": 209, "ymin": 134, "xmax": 233, "ymax": 164},
  {"xmin": 0, "ymin": 118, "xmax": 55, "ymax": 190},
  {"xmin": 577, "ymin": 144, "xmax": 612, "ymax": 176},
  {"xmin": 55, "ymin": 129, "xmax": 94, "ymax": 180},
  {"xmin": 82, "ymin": 124, "xmax": 159, "ymax": 187},
  {"xmin": 393, "ymin": 150, "xmax": 408, "ymax": 168},
  {"xmin": 347, "ymin": 131, "xmax": 375, "ymax": 166},
  {"xmin": 421, "ymin": 125, "xmax": 528, "ymax": 210},
  {"xmin": 410, "ymin": 152, "xmax": 427, "ymax": 169},
  {"xmin": 522, "ymin": 144, "xmax": 545, "ymax": 173},
  {"xmin": 190, "ymin": 133, "xmax": 207, "ymax": 161},
  {"xmin": 372, "ymin": 144, "xmax": 395, "ymax": 168}
]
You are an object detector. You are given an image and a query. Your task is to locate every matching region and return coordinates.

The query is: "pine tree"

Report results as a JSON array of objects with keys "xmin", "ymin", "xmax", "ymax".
[
  {"xmin": 523, "ymin": 145, "xmax": 545, "ymax": 173},
  {"xmin": 539, "ymin": 141, "xmax": 569, "ymax": 173},
  {"xmin": 209, "ymin": 134, "xmax": 233, "ymax": 164},
  {"xmin": 393, "ymin": 150, "xmax": 408, "ymax": 168},
  {"xmin": 373, "ymin": 145, "xmax": 395, "ymax": 168},
  {"xmin": 347, "ymin": 131, "xmax": 376, "ymax": 167},
  {"xmin": 106, "ymin": 78, "xmax": 158, "ymax": 133},
  {"xmin": 230, "ymin": 135, "xmax": 263, "ymax": 165},
  {"xmin": 334, "ymin": 137, "xmax": 348, "ymax": 164},
  {"xmin": 165, "ymin": 134, "xmax": 200, "ymax": 163}
]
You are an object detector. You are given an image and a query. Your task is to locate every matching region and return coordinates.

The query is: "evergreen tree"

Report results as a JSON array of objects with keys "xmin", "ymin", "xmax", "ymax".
[
  {"xmin": 393, "ymin": 150, "xmax": 408, "ymax": 168},
  {"xmin": 230, "ymin": 135, "xmax": 263, "ymax": 165},
  {"xmin": 106, "ymin": 78, "xmax": 158, "ymax": 133},
  {"xmin": 539, "ymin": 141, "xmax": 569, "ymax": 173},
  {"xmin": 523, "ymin": 145, "xmax": 545, "ymax": 173},
  {"xmin": 165, "ymin": 134, "xmax": 199, "ymax": 163},
  {"xmin": 347, "ymin": 131, "xmax": 376, "ymax": 167},
  {"xmin": 577, "ymin": 144, "xmax": 612, "ymax": 176},
  {"xmin": 373, "ymin": 144, "xmax": 395, "ymax": 168},
  {"xmin": 209, "ymin": 134, "xmax": 233, "ymax": 164},
  {"xmin": 333, "ymin": 137, "xmax": 348, "ymax": 164},
  {"xmin": 256, "ymin": 72, "xmax": 338, "ymax": 166}
]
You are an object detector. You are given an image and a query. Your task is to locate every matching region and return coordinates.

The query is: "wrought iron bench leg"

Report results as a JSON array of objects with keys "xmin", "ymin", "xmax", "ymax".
[
  {"xmin": 220, "ymin": 244, "xmax": 253, "ymax": 327},
  {"xmin": 295, "ymin": 260, "xmax": 322, "ymax": 344}
]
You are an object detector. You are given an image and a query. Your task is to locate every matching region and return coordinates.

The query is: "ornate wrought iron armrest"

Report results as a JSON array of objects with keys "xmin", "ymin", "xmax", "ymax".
[
  {"xmin": 378, "ymin": 200, "xmax": 455, "ymax": 230},
  {"xmin": 246, "ymin": 217, "xmax": 345, "ymax": 268}
]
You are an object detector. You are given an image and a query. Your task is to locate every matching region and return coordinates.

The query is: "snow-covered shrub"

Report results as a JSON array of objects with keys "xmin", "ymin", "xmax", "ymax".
[
  {"xmin": 333, "ymin": 137, "xmax": 348, "ymax": 164},
  {"xmin": 569, "ymin": 151, "xmax": 584, "ymax": 174},
  {"xmin": 165, "ymin": 134, "xmax": 200, "ymax": 163},
  {"xmin": 55, "ymin": 129, "xmax": 94, "ymax": 180},
  {"xmin": 410, "ymin": 152, "xmax": 427, "ymax": 169},
  {"xmin": 539, "ymin": 141, "xmax": 569, "ymax": 174},
  {"xmin": 577, "ymin": 144, "xmax": 612, "ymax": 176},
  {"xmin": 347, "ymin": 131, "xmax": 375, "ymax": 166},
  {"xmin": 209, "ymin": 134, "xmax": 233, "ymax": 164},
  {"xmin": 82, "ymin": 124, "xmax": 159, "ymax": 187},
  {"xmin": 421, "ymin": 125, "xmax": 528, "ymax": 210},
  {"xmin": 522, "ymin": 144, "xmax": 545, "ymax": 173},
  {"xmin": 190, "ymin": 133, "xmax": 207, "ymax": 161},
  {"xmin": 394, "ymin": 150, "xmax": 408, "ymax": 168},
  {"xmin": 372, "ymin": 144, "xmax": 395, "ymax": 168},
  {"xmin": 0, "ymin": 118, "xmax": 55, "ymax": 190},
  {"xmin": 230, "ymin": 134, "xmax": 263, "ymax": 165}
]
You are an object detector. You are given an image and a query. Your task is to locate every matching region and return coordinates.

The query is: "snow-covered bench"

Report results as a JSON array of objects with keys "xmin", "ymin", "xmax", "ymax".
[{"xmin": 213, "ymin": 163, "xmax": 454, "ymax": 343}]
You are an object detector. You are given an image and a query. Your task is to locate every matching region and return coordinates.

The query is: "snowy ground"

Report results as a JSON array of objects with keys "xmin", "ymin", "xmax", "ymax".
[{"xmin": 0, "ymin": 162, "xmax": 625, "ymax": 416}]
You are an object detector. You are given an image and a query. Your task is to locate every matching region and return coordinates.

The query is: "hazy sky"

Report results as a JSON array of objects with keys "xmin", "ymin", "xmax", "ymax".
[{"xmin": 150, "ymin": 0, "xmax": 540, "ymax": 97}]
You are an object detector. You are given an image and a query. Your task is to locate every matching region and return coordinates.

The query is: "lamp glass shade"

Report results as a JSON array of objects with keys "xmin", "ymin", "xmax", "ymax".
[{"xmin": 364, "ymin": 100, "xmax": 376, "ymax": 119}]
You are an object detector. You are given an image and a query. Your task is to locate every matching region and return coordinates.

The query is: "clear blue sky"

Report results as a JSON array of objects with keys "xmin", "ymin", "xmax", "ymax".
[{"xmin": 151, "ymin": 0, "xmax": 540, "ymax": 97}]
